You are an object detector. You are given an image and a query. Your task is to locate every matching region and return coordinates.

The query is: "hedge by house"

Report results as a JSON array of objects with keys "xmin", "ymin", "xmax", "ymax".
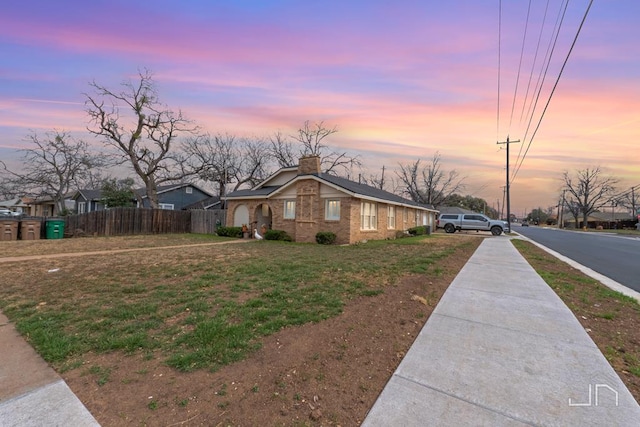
[
  {"xmin": 315, "ymin": 231, "xmax": 336, "ymax": 245},
  {"xmin": 264, "ymin": 229, "xmax": 292, "ymax": 241},
  {"xmin": 216, "ymin": 226, "xmax": 243, "ymax": 238}
]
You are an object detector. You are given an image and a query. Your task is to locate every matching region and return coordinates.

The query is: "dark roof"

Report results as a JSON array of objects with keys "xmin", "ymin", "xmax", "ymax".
[
  {"xmin": 317, "ymin": 173, "xmax": 431, "ymax": 209},
  {"xmin": 135, "ymin": 183, "xmax": 213, "ymax": 199},
  {"xmin": 226, "ymin": 186, "xmax": 281, "ymax": 198},
  {"xmin": 182, "ymin": 196, "xmax": 223, "ymax": 210},
  {"xmin": 74, "ymin": 189, "xmax": 103, "ymax": 201}
]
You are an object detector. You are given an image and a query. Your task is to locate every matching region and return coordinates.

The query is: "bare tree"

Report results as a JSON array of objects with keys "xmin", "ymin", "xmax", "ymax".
[
  {"xmin": 183, "ymin": 133, "xmax": 271, "ymax": 197},
  {"xmin": 269, "ymin": 121, "xmax": 361, "ymax": 176},
  {"xmin": 268, "ymin": 131, "xmax": 296, "ymax": 169},
  {"xmin": 0, "ymin": 130, "xmax": 102, "ymax": 214},
  {"xmin": 362, "ymin": 165, "xmax": 389, "ymax": 190},
  {"xmin": 85, "ymin": 70, "xmax": 199, "ymax": 208},
  {"xmin": 562, "ymin": 166, "xmax": 618, "ymax": 228},
  {"xmin": 396, "ymin": 152, "xmax": 465, "ymax": 207}
]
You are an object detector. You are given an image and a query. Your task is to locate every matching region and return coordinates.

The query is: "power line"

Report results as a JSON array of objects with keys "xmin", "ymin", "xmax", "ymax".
[
  {"xmin": 512, "ymin": 0, "xmax": 569, "ymax": 181},
  {"xmin": 508, "ymin": 0, "xmax": 532, "ymax": 135},
  {"xmin": 496, "ymin": 0, "xmax": 502, "ymax": 142},
  {"xmin": 519, "ymin": 0, "xmax": 551, "ymax": 125},
  {"xmin": 512, "ymin": 0, "xmax": 593, "ymax": 184}
]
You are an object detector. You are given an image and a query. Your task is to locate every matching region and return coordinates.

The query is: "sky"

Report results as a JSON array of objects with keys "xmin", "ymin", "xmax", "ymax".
[{"xmin": 1, "ymin": 0, "xmax": 639, "ymax": 216}]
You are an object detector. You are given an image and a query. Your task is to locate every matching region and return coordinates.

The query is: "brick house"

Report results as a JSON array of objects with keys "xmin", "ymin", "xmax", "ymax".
[{"xmin": 224, "ymin": 155, "xmax": 438, "ymax": 244}]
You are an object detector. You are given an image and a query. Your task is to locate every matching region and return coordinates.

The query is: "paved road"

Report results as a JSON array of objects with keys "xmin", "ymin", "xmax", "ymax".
[{"xmin": 515, "ymin": 225, "xmax": 640, "ymax": 293}]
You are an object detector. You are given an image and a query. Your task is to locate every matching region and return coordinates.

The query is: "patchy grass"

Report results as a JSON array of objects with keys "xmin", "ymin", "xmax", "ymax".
[
  {"xmin": 513, "ymin": 239, "xmax": 640, "ymax": 402},
  {"xmin": 0, "ymin": 233, "xmax": 474, "ymax": 374}
]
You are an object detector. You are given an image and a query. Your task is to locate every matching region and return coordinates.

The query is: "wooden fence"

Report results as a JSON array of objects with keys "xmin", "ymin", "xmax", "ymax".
[{"xmin": 64, "ymin": 208, "xmax": 226, "ymax": 237}]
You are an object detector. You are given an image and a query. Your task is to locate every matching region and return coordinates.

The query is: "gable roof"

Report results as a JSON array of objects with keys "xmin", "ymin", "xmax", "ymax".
[
  {"xmin": 0, "ymin": 198, "xmax": 30, "ymax": 208},
  {"xmin": 225, "ymin": 171, "xmax": 437, "ymax": 212},
  {"xmin": 135, "ymin": 183, "xmax": 214, "ymax": 199},
  {"xmin": 72, "ymin": 189, "xmax": 103, "ymax": 201}
]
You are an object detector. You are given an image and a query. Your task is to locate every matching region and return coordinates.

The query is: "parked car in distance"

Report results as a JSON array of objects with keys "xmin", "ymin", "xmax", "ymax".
[
  {"xmin": 0, "ymin": 208, "xmax": 22, "ymax": 217},
  {"xmin": 437, "ymin": 213, "xmax": 509, "ymax": 235},
  {"xmin": 521, "ymin": 220, "xmax": 529, "ymax": 227}
]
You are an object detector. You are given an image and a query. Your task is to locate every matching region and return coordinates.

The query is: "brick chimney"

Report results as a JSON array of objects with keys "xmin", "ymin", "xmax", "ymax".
[{"xmin": 298, "ymin": 155, "xmax": 321, "ymax": 175}]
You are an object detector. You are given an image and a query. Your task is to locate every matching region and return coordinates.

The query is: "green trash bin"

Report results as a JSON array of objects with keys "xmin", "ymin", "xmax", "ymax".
[{"xmin": 45, "ymin": 218, "xmax": 65, "ymax": 239}]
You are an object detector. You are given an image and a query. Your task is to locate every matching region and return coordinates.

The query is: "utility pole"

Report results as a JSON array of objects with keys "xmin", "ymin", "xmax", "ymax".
[
  {"xmin": 497, "ymin": 137, "xmax": 520, "ymax": 232},
  {"xmin": 558, "ymin": 190, "xmax": 566, "ymax": 229}
]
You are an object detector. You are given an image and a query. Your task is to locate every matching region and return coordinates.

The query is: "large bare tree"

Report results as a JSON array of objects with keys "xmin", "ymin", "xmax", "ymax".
[
  {"xmin": 182, "ymin": 133, "xmax": 271, "ymax": 197},
  {"xmin": 85, "ymin": 70, "xmax": 198, "ymax": 208},
  {"xmin": 562, "ymin": 166, "xmax": 618, "ymax": 228},
  {"xmin": 396, "ymin": 152, "xmax": 465, "ymax": 207},
  {"xmin": 0, "ymin": 130, "xmax": 102, "ymax": 214},
  {"xmin": 269, "ymin": 121, "xmax": 360, "ymax": 176}
]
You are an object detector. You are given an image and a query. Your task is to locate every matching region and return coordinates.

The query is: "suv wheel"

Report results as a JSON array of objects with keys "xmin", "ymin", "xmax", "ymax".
[
  {"xmin": 444, "ymin": 223, "xmax": 455, "ymax": 233},
  {"xmin": 490, "ymin": 226, "xmax": 502, "ymax": 236}
]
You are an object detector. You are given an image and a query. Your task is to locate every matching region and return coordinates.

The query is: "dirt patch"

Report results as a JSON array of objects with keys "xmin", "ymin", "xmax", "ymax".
[{"xmin": 58, "ymin": 238, "xmax": 479, "ymax": 426}]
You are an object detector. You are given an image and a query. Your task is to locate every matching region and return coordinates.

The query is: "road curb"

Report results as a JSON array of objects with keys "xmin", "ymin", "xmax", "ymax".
[{"xmin": 513, "ymin": 233, "xmax": 640, "ymax": 303}]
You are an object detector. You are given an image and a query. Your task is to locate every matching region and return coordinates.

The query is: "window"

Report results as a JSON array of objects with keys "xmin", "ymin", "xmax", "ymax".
[
  {"xmin": 361, "ymin": 202, "xmax": 377, "ymax": 230},
  {"xmin": 415, "ymin": 210, "xmax": 420, "ymax": 224},
  {"xmin": 284, "ymin": 200, "xmax": 296, "ymax": 219},
  {"xmin": 387, "ymin": 206, "xmax": 395, "ymax": 229},
  {"xmin": 404, "ymin": 208, "xmax": 408, "ymax": 223},
  {"xmin": 159, "ymin": 203, "xmax": 175, "ymax": 210},
  {"xmin": 185, "ymin": 187, "xmax": 193, "ymax": 194},
  {"xmin": 78, "ymin": 202, "xmax": 86, "ymax": 214},
  {"xmin": 325, "ymin": 199, "xmax": 340, "ymax": 220}
]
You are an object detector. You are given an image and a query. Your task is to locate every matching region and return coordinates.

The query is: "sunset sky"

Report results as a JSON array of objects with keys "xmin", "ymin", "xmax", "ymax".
[{"xmin": 1, "ymin": 0, "xmax": 638, "ymax": 215}]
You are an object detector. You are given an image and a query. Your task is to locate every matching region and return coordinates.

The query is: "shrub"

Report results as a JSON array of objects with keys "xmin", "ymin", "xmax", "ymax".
[
  {"xmin": 407, "ymin": 226, "xmax": 428, "ymax": 236},
  {"xmin": 264, "ymin": 229, "xmax": 292, "ymax": 241},
  {"xmin": 315, "ymin": 231, "xmax": 337, "ymax": 245},
  {"xmin": 216, "ymin": 226, "xmax": 243, "ymax": 238}
]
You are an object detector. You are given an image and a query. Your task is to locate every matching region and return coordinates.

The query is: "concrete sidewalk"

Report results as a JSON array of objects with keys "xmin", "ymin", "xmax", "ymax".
[
  {"xmin": 0, "ymin": 312, "xmax": 99, "ymax": 427},
  {"xmin": 363, "ymin": 237, "xmax": 640, "ymax": 426}
]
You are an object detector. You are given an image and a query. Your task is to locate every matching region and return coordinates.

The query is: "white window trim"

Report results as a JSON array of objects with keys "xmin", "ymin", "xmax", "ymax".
[
  {"xmin": 388, "ymin": 206, "xmax": 395, "ymax": 229},
  {"xmin": 325, "ymin": 199, "xmax": 341, "ymax": 221},
  {"xmin": 361, "ymin": 201, "xmax": 377, "ymax": 230},
  {"xmin": 78, "ymin": 201, "xmax": 86, "ymax": 214},
  {"xmin": 185, "ymin": 187, "xmax": 193, "ymax": 194},
  {"xmin": 159, "ymin": 203, "xmax": 175, "ymax": 210},
  {"xmin": 284, "ymin": 200, "xmax": 296, "ymax": 219}
]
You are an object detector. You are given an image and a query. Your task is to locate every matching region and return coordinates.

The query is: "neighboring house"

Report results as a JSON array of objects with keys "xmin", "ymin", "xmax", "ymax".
[
  {"xmin": 0, "ymin": 198, "xmax": 29, "ymax": 215},
  {"xmin": 562, "ymin": 210, "xmax": 635, "ymax": 229},
  {"xmin": 14, "ymin": 196, "xmax": 74, "ymax": 217},
  {"xmin": 73, "ymin": 189, "xmax": 106, "ymax": 214},
  {"xmin": 72, "ymin": 183, "xmax": 214, "ymax": 213},
  {"xmin": 224, "ymin": 155, "xmax": 438, "ymax": 244},
  {"xmin": 135, "ymin": 183, "xmax": 214, "ymax": 210}
]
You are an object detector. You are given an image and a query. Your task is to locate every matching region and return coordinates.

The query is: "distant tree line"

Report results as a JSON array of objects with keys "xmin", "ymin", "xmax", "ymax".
[{"xmin": 2, "ymin": 69, "xmax": 622, "ymax": 221}]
